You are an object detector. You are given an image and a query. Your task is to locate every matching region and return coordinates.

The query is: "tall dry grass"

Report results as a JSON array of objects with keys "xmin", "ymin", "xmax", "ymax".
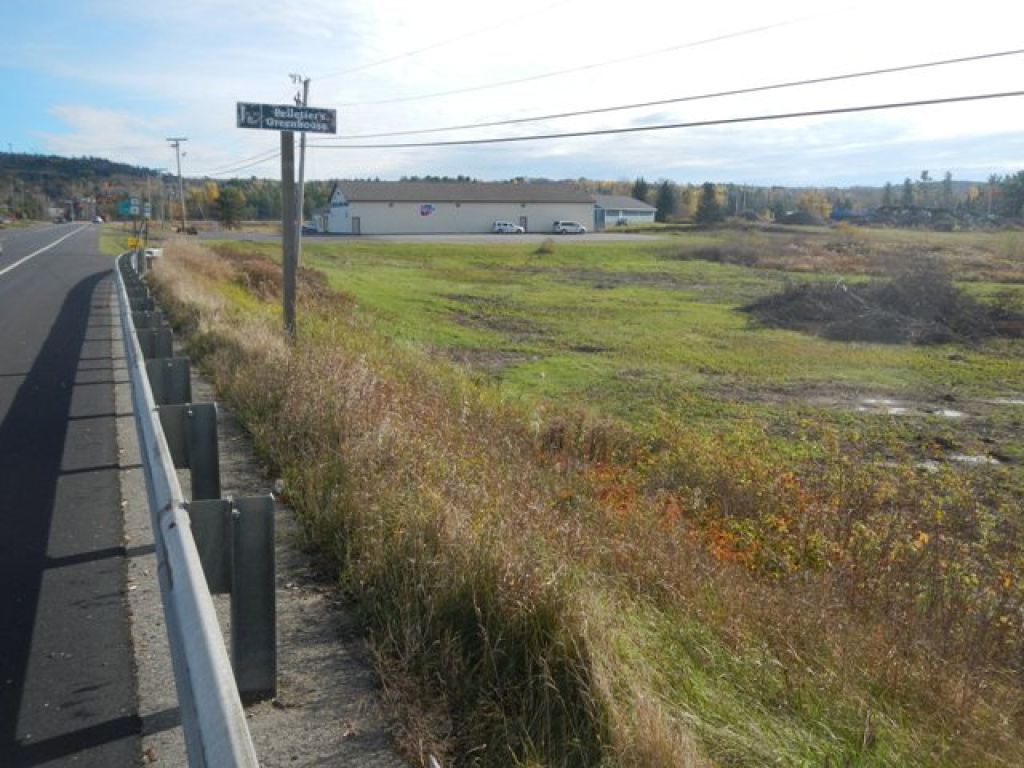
[{"xmin": 148, "ymin": 241, "xmax": 1024, "ymax": 766}]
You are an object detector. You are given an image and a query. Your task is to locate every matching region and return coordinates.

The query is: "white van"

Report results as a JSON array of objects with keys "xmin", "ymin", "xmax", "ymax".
[
  {"xmin": 554, "ymin": 221, "xmax": 587, "ymax": 234},
  {"xmin": 493, "ymin": 220, "xmax": 525, "ymax": 234}
]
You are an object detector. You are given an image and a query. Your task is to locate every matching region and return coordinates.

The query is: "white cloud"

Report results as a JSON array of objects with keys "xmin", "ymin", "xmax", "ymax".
[{"xmin": 5, "ymin": 0, "xmax": 1023, "ymax": 184}]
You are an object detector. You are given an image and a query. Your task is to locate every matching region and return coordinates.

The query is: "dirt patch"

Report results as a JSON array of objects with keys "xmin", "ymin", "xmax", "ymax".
[
  {"xmin": 436, "ymin": 346, "xmax": 542, "ymax": 375},
  {"xmin": 717, "ymin": 379, "xmax": 1021, "ymax": 466},
  {"xmin": 513, "ymin": 265, "xmax": 715, "ymax": 292},
  {"xmin": 443, "ymin": 294, "xmax": 547, "ymax": 342},
  {"xmin": 744, "ymin": 261, "xmax": 1024, "ymax": 344}
]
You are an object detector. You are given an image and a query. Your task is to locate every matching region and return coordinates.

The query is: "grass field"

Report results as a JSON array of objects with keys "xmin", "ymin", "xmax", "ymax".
[
  {"xmin": 291, "ymin": 231, "xmax": 1024, "ymax": 460},
  {"xmin": 149, "ymin": 225, "xmax": 1024, "ymax": 766}
]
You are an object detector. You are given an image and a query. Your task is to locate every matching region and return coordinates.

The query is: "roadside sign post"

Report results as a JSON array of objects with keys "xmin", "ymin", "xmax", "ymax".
[
  {"xmin": 236, "ymin": 101, "xmax": 337, "ymax": 341},
  {"xmin": 279, "ymin": 131, "xmax": 297, "ymax": 340}
]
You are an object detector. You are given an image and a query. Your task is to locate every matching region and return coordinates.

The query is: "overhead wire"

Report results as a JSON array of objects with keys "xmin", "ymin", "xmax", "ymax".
[
  {"xmin": 203, "ymin": 53, "xmax": 1024, "ymax": 173},
  {"xmin": 313, "ymin": 48, "xmax": 1024, "ymax": 142},
  {"xmin": 204, "ymin": 2, "xmax": 854, "ymax": 172},
  {"xmin": 311, "ymin": 90, "xmax": 1024, "ymax": 150},
  {"xmin": 206, "ymin": 146, "xmax": 282, "ymax": 177}
]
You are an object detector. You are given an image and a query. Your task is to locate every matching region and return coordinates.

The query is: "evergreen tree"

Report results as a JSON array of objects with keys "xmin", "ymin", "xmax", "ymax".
[
  {"xmin": 655, "ymin": 181, "xmax": 675, "ymax": 223},
  {"xmin": 882, "ymin": 182, "xmax": 894, "ymax": 206},
  {"xmin": 216, "ymin": 186, "xmax": 247, "ymax": 229},
  {"xmin": 941, "ymin": 171, "xmax": 954, "ymax": 210},
  {"xmin": 695, "ymin": 182, "xmax": 723, "ymax": 225},
  {"xmin": 631, "ymin": 176, "xmax": 650, "ymax": 203},
  {"xmin": 901, "ymin": 178, "xmax": 915, "ymax": 206}
]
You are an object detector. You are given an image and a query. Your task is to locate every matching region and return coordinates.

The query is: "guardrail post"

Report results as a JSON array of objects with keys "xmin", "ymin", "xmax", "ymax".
[
  {"xmin": 191, "ymin": 499, "xmax": 232, "ymax": 592},
  {"xmin": 133, "ymin": 309, "xmax": 165, "ymax": 329},
  {"xmin": 122, "ymin": 271, "xmax": 155, "ymax": 311},
  {"xmin": 158, "ymin": 403, "xmax": 222, "ymax": 500},
  {"xmin": 231, "ymin": 495, "xmax": 276, "ymax": 700},
  {"xmin": 146, "ymin": 358, "xmax": 193, "ymax": 405},
  {"xmin": 136, "ymin": 327, "xmax": 174, "ymax": 359},
  {"xmin": 190, "ymin": 496, "xmax": 277, "ymax": 700},
  {"xmin": 114, "ymin": 252, "xmax": 261, "ymax": 766}
]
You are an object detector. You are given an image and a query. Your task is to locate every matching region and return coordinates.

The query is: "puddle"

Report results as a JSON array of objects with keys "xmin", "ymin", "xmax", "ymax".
[
  {"xmin": 858, "ymin": 398, "xmax": 908, "ymax": 416},
  {"xmin": 917, "ymin": 454, "xmax": 1002, "ymax": 472},
  {"xmin": 927, "ymin": 408, "xmax": 966, "ymax": 419},
  {"xmin": 857, "ymin": 399, "xmax": 966, "ymax": 419},
  {"xmin": 950, "ymin": 454, "xmax": 1002, "ymax": 465}
]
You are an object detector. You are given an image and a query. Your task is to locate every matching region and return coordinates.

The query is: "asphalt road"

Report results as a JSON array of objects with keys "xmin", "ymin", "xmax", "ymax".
[{"xmin": 0, "ymin": 223, "xmax": 139, "ymax": 766}]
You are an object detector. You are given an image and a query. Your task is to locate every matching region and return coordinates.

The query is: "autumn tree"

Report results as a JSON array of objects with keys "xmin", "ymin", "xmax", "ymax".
[
  {"xmin": 796, "ymin": 190, "xmax": 831, "ymax": 219},
  {"xmin": 964, "ymin": 185, "xmax": 981, "ymax": 212}
]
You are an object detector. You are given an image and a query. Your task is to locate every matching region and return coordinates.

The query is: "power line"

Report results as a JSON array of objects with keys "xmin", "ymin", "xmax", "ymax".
[
  {"xmin": 315, "ymin": 48, "xmax": 1024, "ymax": 142},
  {"xmin": 209, "ymin": 87, "xmax": 1024, "ymax": 174},
  {"xmin": 207, "ymin": 146, "xmax": 281, "ymax": 177},
  {"xmin": 311, "ymin": 90, "xmax": 1024, "ymax": 150}
]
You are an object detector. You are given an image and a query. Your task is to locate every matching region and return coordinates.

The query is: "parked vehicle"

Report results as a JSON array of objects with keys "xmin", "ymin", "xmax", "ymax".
[
  {"xmin": 554, "ymin": 220, "xmax": 587, "ymax": 234},
  {"xmin": 493, "ymin": 220, "xmax": 525, "ymax": 234}
]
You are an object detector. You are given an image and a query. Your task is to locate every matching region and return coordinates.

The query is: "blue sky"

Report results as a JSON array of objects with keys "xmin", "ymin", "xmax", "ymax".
[{"xmin": 2, "ymin": 0, "xmax": 1022, "ymax": 186}]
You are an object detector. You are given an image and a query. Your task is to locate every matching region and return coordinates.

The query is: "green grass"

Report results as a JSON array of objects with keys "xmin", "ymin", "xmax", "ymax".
[
  {"xmin": 218, "ymin": 234, "xmax": 1024, "ymax": 455},
  {"xmin": 190, "ymin": 230, "xmax": 1024, "ymax": 766}
]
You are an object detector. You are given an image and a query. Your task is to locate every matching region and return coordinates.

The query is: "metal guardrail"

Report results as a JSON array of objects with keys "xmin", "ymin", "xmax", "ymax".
[{"xmin": 115, "ymin": 252, "xmax": 261, "ymax": 767}]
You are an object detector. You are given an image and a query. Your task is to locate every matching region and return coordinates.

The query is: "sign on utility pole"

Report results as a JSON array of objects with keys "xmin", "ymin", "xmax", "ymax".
[
  {"xmin": 236, "ymin": 101, "xmax": 337, "ymax": 340},
  {"xmin": 236, "ymin": 103, "xmax": 336, "ymax": 135}
]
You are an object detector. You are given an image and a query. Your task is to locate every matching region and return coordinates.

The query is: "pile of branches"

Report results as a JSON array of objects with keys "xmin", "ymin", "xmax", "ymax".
[{"xmin": 745, "ymin": 260, "xmax": 1024, "ymax": 344}]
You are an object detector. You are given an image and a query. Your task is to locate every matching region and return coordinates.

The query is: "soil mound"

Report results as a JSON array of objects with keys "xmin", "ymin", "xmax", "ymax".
[{"xmin": 745, "ymin": 262, "xmax": 1024, "ymax": 344}]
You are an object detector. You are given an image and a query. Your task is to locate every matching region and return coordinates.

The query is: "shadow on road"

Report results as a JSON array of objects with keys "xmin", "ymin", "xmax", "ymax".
[{"xmin": 0, "ymin": 272, "xmax": 140, "ymax": 766}]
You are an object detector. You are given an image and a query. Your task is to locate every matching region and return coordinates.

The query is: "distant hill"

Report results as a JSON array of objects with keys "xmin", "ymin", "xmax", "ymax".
[{"xmin": 0, "ymin": 152, "xmax": 162, "ymax": 220}]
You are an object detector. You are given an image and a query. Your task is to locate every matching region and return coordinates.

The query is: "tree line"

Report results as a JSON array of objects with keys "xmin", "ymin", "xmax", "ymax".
[
  {"xmin": 611, "ymin": 170, "xmax": 1024, "ymax": 225},
  {"xmin": 3, "ymin": 151, "xmax": 1023, "ymax": 227}
]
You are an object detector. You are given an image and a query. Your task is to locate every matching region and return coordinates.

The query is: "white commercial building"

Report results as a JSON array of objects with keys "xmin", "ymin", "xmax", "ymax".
[{"xmin": 315, "ymin": 180, "xmax": 596, "ymax": 235}]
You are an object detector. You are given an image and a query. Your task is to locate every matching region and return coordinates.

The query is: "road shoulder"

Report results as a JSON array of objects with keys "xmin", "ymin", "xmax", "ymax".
[{"xmin": 113, "ymin": 282, "xmax": 407, "ymax": 767}]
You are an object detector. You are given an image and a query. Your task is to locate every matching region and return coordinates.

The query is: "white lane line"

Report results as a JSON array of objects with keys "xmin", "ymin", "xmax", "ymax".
[{"xmin": 0, "ymin": 225, "xmax": 91, "ymax": 279}]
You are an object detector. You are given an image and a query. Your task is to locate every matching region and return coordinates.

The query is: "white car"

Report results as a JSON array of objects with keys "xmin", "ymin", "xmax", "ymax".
[
  {"xmin": 554, "ymin": 220, "xmax": 587, "ymax": 234},
  {"xmin": 493, "ymin": 220, "xmax": 525, "ymax": 234}
]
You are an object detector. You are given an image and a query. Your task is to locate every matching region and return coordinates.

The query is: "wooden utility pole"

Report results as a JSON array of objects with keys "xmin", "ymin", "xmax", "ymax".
[
  {"xmin": 166, "ymin": 137, "xmax": 188, "ymax": 232},
  {"xmin": 237, "ymin": 96, "xmax": 335, "ymax": 341},
  {"xmin": 280, "ymin": 131, "xmax": 297, "ymax": 340}
]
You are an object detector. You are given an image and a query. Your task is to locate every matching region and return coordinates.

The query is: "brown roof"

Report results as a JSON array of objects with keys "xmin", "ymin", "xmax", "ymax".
[{"xmin": 336, "ymin": 180, "xmax": 595, "ymax": 204}]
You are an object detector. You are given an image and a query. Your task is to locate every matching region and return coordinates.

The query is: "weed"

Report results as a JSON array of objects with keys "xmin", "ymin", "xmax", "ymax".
[{"xmin": 148, "ymin": 237, "xmax": 1024, "ymax": 767}]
